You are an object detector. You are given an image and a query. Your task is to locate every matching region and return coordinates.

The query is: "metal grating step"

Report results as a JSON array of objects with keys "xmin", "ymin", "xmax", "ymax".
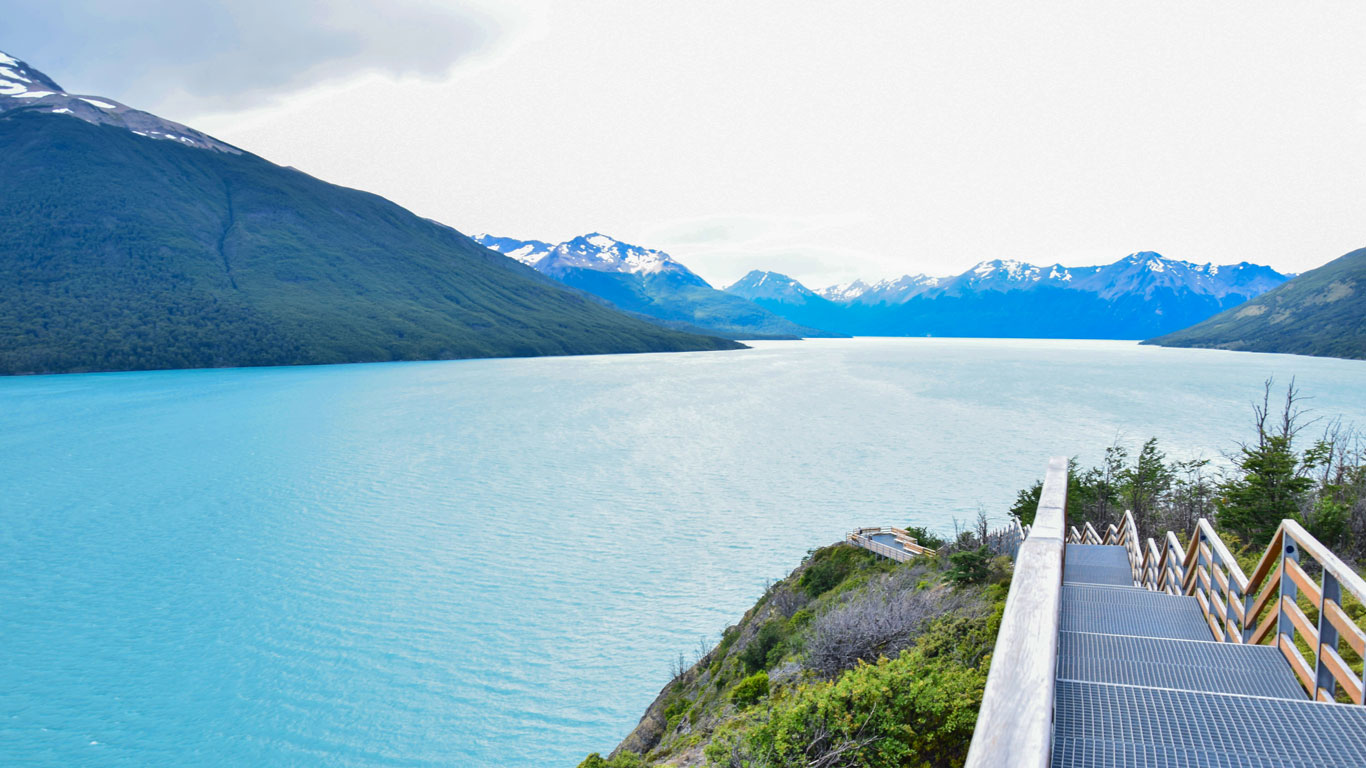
[
  {"xmin": 1061, "ymin": 585, "xmax": 1212, "ymax": 641},
  {"xmin": 1057, "ymin": 631, "xmax": 1305, "ymax": 699},
  {"xmin": 1064, "ymin": 544, "xmax": 1135, "ymax": 587},
  {"xmin": 1052, "ymin": 680, "xmax": 1366, "ymax": 768}
]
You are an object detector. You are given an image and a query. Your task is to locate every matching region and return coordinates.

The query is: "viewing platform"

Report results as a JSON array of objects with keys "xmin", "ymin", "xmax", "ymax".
[
  {"xmin": 967, "ymin": 457, "xmax": 1366, "ymax": 768},
  {"xmin": 847, "ymin": 526, "xmax": 936, "ymax": 562}
]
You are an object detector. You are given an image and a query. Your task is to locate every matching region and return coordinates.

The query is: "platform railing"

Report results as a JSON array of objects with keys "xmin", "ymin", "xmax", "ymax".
[{"xmin": 1067, "ymin": 513, "xmax": 1366, "ymax": 705}]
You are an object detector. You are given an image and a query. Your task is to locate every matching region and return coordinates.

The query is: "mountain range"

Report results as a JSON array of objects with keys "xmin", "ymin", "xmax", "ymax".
[
  {"xmin": 724, "ymin": 254, "xmax": 1290, "ymax": 339},
  {"xmin": 0, "ymin": 51, "xmax": 740, "ymax": 375},
  {"xmin": 1147, "ymin": 247, "xmax": 1366, "ymax": 359},
  {"xmin": 474, "ymin": 233, "xmax": 837, "ymax": 339}
]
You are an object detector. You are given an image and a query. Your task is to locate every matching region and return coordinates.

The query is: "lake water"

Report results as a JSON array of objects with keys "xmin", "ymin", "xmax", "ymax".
[{"xmin": 4, "ymin": 338, "xmax": 1366, "ymax": 767}]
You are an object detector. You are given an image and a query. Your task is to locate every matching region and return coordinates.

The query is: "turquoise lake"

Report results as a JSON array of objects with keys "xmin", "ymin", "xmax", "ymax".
[{"xmin": 4, "ymin": 338, "xmax": 1366, "ymax": 766}]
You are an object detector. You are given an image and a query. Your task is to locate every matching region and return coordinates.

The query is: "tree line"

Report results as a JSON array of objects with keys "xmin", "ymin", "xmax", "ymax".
[{"xmin": 1010, "ymin": 379, "xmax": 1366, "ymax": 563}]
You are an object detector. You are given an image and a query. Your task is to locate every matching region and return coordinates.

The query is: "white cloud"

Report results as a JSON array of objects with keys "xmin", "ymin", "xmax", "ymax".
[{"xmin": 2, "ymin": 0, "xmax": 533, "ymax": 120}]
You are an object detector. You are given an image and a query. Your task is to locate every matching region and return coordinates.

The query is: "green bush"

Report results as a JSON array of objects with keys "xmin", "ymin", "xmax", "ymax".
[
  {"xmin": 730, "ymin": 671, "xmax": 770, "ymax": 708},
  {"xmin": 738, "ymin": 619, "xmax": 790, "ymax": 673},
  {"xmin": 798, "ymin": 545, "xmax": 872, "ymax": 598},
  {"xmin": 945, "ymin": 547, "xmax": 991, "ymax": 586},
  {"xmin": 903, "ymin": 525, "xmax": 948, "ymax": 550},
  {"xmin": 576, "ymin": 751, "xmax": 646, "ymax": 768},
  {"xmin": 663, "ymin": 695, "xmax": 691, "ymax": 730},
  {"xmin": 707, "ymin": 642, "xmax": 987, "ymax": 768}
]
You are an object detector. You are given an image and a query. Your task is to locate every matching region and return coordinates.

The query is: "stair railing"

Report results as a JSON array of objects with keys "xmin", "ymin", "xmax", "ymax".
[
  {"xmin": 966, "ymin": 457, "xmax": 1068, "ymax": 768},
  {"xmin": 1238, "ymin": 520, "xmax": 1366, "ymax": 704},
  {"xmin": 1068, "ymin": 514, "xmax": 1366, "ymax": 705}
]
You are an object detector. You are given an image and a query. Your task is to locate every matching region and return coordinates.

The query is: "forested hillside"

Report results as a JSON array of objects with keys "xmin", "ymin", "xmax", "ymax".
[
  {"xmin": 1146, "ymin": 247, "xmax": 1366, "ymax": 360},
  {"xmin": 0, "ymin": 112, "xmax": 739, "ymax": 374}
]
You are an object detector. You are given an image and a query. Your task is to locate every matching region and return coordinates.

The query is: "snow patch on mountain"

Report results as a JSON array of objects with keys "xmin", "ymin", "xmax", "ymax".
[
  {"xmin": 0, "ymin": 50, "xmax": 239, "ymax": 153},
  {"xmin": 818, "ymin": 279, "xmax": 872, "ymax": 301},
  {"xmin": 476, "ymin": 232, "xmax": 703, "ymax": 282},
  {"xmin": 806, "ymin": 252, "xmax": 1286, "ymax": 305},
  {"xmin": 726, "ymin": 270, "xmax": 822, "ymax": 302}
]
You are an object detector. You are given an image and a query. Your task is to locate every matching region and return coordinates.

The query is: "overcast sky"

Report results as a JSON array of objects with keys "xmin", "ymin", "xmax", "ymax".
[{"xmin": 6, "ymin": 1, "xmax": 1365, "ymax": 288}]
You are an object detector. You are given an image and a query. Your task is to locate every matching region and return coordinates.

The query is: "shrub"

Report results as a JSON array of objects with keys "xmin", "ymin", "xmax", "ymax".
[
  {"xmin": 730, "ymin": 671, "xmax": 770, "ymax": 708},
  {"xmin": 902, "ymin": 525, "xmax": 947, "ymax": 550},
  {"xmin": 707, "ymin": 641, "xmax": 987, "ymax": 768},
  {"xmin": 576, "ymin": 751, "xmax": 646, "ymax": 768},
  {"xmin": 798, "ymin": 545, "xmax": 872, "ymax": 598},
  {"xmin": 805, "ymin": 575, "xmax": 980, "ymax": 677},
  {"xmin": 663, "ymin": 695, "xmax": 691, "ymax": 730},
  {"xmin": 944, "ymin": 547, "xmax": 991, "ymax": 586},
  {"xmin": 738, "ymin": 619, "xmax": 789, "ymax": 673}
]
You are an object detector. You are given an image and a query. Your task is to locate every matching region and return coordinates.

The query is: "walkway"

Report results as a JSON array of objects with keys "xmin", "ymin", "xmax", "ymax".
[
  {"xmin": 967, "ymin": 457, "xmax": 1366, "ymax": 768},
  {"xmin": 1054, "ymin": 543, "xmax": 1366, "ymax": 766}
]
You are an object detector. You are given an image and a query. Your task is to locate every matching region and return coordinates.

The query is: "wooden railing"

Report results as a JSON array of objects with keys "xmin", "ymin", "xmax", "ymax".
[
  {"xmin": 965, "ymin": 456, "xmax": 1068, "ymax": 768},
  {"xmin": 1068, "ymin": 514, "xmax": 1366, "ymax": 705},
  {"xmin": 985, "ymin": 519, "xmax": 1030, "ymax": 559}
]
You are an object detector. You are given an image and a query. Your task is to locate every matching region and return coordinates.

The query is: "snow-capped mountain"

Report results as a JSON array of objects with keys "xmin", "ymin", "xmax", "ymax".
[
  {"xmin": 540, "ymin": 233, "xmax": 702, "ymax": 281},
  {"xmin": 726, "ymin": 270, "xmax": 825, "ymax": 303},
  {"xmin": 849, "ymin": 274, "xmax": 945, "ymax": 304},
  {"xmin": 473, "ymin": 234, "xmax": 554, "ymax": 266},
  {"xmin": 478, "ymin": 232, "xmax": 703, "ymax": 282},
  {"xmin": 725, "ymin": 252, "xmax": 1290, "ymax": 339},
  {"xmin": 476, "ymin": 236, "xmax": 840, "ymax": 339},
  {"xmin": 807, "ymin": 253, "xmax": 1285, "ymax": 306},
  {"xmin": 1072, "ymin": 252, "xmax": 1287, "ymax": 300},
  {"xmin": 0, "ymin": 50, "xmax": 237, "ymax": 153},
  {"xmin": 817, "ymin": 279, "xmax": 873, "ymax": 302}
]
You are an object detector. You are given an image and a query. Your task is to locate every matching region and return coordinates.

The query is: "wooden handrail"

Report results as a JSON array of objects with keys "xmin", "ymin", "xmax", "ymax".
[
  {"xmin": 1077, "ymin": 512, "xmax": 1366, "ymax": 705},
  {"xmin": 1283, "ymin": 520, "xmax": 1366, "ymax": 607},
  {"xmin": 966, "ymin": 456, "xmax": 1068, "ymax": 768}
]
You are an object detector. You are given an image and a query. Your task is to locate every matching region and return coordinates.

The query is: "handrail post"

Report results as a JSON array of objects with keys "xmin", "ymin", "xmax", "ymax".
[
  {"xmin": 1316, "ymin": 573, "xmax": 1341, "ymax": 701},
  {"xmin": 1278, "ymin": 536, "xmax": 1300, "ymax": 655},
  {"xmin": 965, "ymin": 457, "xmax": 1068, "ymax": 768}
]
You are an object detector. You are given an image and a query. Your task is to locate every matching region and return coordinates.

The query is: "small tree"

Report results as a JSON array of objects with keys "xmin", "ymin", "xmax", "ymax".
[
  {"xmin": 1009, "ymin": 481, "xmax": 1042, "ymax": 526},
  {"xmin": 902, "ymin": 525, "xmax": 947, "ymax": 550},
  {"xmin": 1121, "ymin": 438, "xmax": 1174, "ymax": 532},
  {"xmin": 945, "ymin": 547, "xmax": 991, "ymax": 586},
  {"xmin": 1217, "ymin": 380, "xmax": 1314, "ymax": 548}
]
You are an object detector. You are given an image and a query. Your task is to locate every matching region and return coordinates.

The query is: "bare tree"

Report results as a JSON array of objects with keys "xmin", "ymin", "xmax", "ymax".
[
  {"xmin": 805, "ymin": 570, "xmax": 981, "ymax": 677},
  {"xmin": 669, "ymin": 651, "xmax": 688, "ymax": 682}
]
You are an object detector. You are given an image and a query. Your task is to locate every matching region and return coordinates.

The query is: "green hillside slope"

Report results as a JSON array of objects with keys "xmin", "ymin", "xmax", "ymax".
[
  {"xmin": 0, "ymin": 112, "xmax": 740, "ymax": 375},
  {"xmin": 1144, "ymin": 247, "xmax": 1366, "ymax": 360}
]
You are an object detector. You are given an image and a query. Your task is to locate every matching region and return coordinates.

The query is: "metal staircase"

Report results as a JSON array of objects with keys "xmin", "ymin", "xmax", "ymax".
[{"xmin": 967, "ymin": 458, "xmax": 1366, "ymax": 768}]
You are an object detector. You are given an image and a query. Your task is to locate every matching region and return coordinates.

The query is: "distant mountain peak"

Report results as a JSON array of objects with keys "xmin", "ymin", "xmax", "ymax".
[
  {"xmin": 818, "ymin": 279, "xmax": 872, "ymax": 301},
  {"xmin": 476, "ymin": 232, "xmax": 702, "ymax": 282},
  {"xmin": 726, "ymin": 270, "xmax": 822, "ymax": 302},
  {"xmin": 0, "ymin": 50, "xmax": 238, "ymax": 153}
]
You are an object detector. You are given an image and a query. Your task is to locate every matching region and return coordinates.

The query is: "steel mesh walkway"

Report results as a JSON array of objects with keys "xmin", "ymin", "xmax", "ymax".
[
  {"xmin": 1063, "ymin": 544, "xmax": 1135, "ymax": 586},
  {"xmin": 1053, "ymin": 680, "xmax": 1366, "ymax": 768},
  {"xmin": 1057, "ymin": 632, "xmax": 1306, "ymax": 699},
  {"xmin": 1060, "ymin": 584, "xmax": 1212, "ymax": 641},
  {"xmin": 1051, "ymin": 544, "xmax": 1366, "ymax": 767},
  {"xmin": 966, "ymin": 462, "xmax": 1366, "ymax": 768}
]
